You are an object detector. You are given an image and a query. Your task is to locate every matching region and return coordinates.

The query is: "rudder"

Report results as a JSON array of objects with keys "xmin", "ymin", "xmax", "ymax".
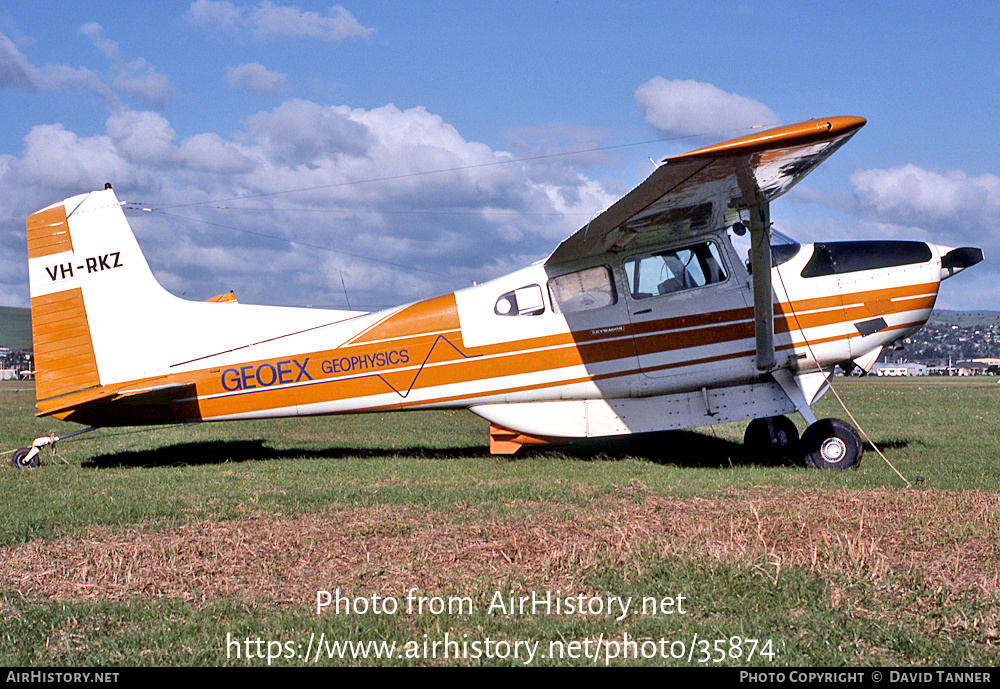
[{"xmin": 26, "ymin": 196, "xmax": 101, "ymax": 403}]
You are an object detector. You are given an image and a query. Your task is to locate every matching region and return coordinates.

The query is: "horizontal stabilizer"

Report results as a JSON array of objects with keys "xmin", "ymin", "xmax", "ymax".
[{"xmin": 37, "ymin": 382, "xmax": 198, "ymax": 424}]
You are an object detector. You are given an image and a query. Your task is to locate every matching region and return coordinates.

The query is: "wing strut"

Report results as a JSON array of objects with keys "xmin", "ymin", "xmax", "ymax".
[{"xmin": 736, "ymin": 163, "xmax": 775, "ymax": 371}]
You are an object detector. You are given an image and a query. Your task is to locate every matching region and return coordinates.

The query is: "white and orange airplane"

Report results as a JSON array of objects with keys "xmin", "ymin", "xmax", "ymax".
[{"xmin": 15, "ymin": 116, "xmax": 982, "ymax": 469}]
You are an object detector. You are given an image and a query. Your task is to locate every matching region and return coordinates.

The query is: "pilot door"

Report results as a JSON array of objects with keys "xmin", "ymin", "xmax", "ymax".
[{"xmin": 622, "ymin": 236, "xmax": 755, "ymax": 389}]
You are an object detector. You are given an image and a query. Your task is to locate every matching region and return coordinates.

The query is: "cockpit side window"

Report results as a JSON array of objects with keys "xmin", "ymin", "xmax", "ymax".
[{"xmin": 624, "ymin": 242, "xmax": 728, "ymax": 300}]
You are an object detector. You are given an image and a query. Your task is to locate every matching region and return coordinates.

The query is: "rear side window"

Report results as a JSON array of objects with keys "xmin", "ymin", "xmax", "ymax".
[
  {"xmin": 548, "ymin": 266, "xmax": 617, "ymax": 313},
  {"xmin": 495, "ymin": 284, "xmax": 545, "ymax": 316}
]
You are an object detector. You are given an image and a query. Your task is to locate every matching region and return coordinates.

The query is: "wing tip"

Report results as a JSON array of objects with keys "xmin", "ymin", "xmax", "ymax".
[{"xmin": 666, "ymin": 116, "xmax": 867, "ymax": 163}]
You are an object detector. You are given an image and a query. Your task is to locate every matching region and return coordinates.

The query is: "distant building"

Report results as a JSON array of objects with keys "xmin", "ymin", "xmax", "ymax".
[
  {"xmin": 927, "ymin": 360, "xmax": 996, "ymax": 376},
  {"xmin": 956, "ymin": 360, "xmax": 994, "ymax": 376},
  {"xmin": 872, "ymin": 362, "xmax": 928, "ymax": 376}
]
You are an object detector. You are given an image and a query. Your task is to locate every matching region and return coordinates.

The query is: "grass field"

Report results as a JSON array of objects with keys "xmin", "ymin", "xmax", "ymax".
[{"xmin": 1, "ymin": 377, "xmax": 998, "ymax": 666}]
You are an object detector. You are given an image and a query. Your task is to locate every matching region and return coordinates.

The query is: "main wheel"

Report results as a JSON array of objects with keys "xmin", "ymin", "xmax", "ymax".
[
  {"xmin": 744, "ymin": 416, "xmax": 800, "ymax": 456},
  {"xmin": 11, "ymin": 447, "xmax": 40, "ymax": 469},
  {"xmin": 800, "ymin": 418, "xmax": 863, "ymax": 470}
]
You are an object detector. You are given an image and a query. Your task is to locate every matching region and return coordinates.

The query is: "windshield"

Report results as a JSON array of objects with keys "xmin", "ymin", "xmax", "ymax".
[
  {"xmin": 729, "ymin": 223, "xmax": 801, "ymax": 270},
  {"xmin": 770, "ymin": 228, "xmax": 799, "ymax": 248}
]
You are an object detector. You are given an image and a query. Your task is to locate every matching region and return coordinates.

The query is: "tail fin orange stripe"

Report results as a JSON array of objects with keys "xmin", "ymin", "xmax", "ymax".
[
  {"xmin": 26, "ymin": 204, "xmax": 73, "ymax": 260},
  {"xmin": 27, "ymin": 198, "xmax": 101, "ymax": 402}
]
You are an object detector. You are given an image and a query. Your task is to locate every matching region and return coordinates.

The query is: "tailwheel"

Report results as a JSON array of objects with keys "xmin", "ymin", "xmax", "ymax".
[
  {"xmin": 11, "ymin": 447, "xmax": 40, "ymax": 469},
  {"xmin": 744, "ymin": 415, "xmax": 799, "ymax": 458},
  {"xmin": 800, "ymin": 418, "xmax": 863, "ymax": 470}
]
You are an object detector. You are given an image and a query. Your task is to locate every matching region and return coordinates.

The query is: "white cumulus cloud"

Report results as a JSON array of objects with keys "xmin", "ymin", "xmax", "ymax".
[
  {"xmin": 850, "ymin": 164, "xmax": 1000, "ymax": 234},
  {"xmin": 9, "ymin": 124, "xmax": 133, "ymax": 195},
  {"xmin": 80, "ymin": 23, "xmax": 174, "ymax": 108},
  {"xmin": 106, "ymin": 111, "xmax": 177, "ymax": 164},
  {"xmin": 0, "ymin": 99, "xmax": 616, "ymax": 309},
  {"xmin": 186, "ymin": 1, "xmax": 375, "ymax": 42},
  {"xmin": 227, "ymin": 62, "xmax": 288, "ymax": 93},
  {"xmin": 634, "ymin": 77, "xmax": 780, "ymax": 137}
]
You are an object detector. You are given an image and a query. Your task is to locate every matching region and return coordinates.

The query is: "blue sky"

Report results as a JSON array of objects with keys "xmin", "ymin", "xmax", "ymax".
[{"xmin": 1, "ymin": 1, "xmax": 997, "ymax": 311}]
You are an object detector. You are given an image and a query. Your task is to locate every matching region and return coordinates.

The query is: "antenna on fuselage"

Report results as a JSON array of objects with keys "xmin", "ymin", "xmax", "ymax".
[{"xmin": 339, "ymin": 270, "xmax": 352, "ymax": 311}]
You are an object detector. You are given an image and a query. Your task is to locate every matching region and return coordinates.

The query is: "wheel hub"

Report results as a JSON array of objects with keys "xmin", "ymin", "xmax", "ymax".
[{"xmin": 819, "ymin": 437, "xmax": 847, "ymax": 464}]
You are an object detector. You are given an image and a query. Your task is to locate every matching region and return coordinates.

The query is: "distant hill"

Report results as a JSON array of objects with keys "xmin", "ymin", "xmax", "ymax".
[
  {"xmin": 909, "ymin": 310, "xmax": 1000, "ymax": 362},
  {"xmin": 927, "ymin": 310, "xmax": 1000, "ymax": 328},
  {"xmin": 0, "ymin": 306, "xmax": 31, "ymax": 349}
]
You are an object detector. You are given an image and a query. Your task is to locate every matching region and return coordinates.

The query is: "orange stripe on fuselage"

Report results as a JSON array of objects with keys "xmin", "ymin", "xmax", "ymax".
[{"xmin": 349, "ymin": 293, "xmax": 461, "ymax": 345}]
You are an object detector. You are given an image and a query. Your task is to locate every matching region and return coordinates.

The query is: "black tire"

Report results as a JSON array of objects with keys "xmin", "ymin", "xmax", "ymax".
[
  {"xmin": 11, "ymin": 447, "xmax": 39, "ymax": 469},
  {"xmin": 744, "ymin": 416, "xmax": 800, "ymax": 456},
  {"xmin": 800, "ymin": 418, "xmax": 863, "ymax": 470}
]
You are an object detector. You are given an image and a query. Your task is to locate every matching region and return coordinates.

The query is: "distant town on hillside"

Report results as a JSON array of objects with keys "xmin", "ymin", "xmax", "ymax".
[
  {"xmin": 3, "ymin": 307, "xmax": 1000, "ymax": 379},
  {"xmin": 875, "ymin": 311, "xmax": 1000, "ymax": 376}
]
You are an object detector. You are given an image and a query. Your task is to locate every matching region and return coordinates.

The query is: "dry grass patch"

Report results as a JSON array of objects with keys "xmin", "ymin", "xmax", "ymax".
[{"xmin": 1, "ymin": 488, "xmax": 997, "ymax": 617}]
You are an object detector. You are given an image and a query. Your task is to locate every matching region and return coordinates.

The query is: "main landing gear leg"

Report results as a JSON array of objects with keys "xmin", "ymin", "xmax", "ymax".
[{"xmin": 766, "ymin": 370, "xmax": 863, "ymax": 470}]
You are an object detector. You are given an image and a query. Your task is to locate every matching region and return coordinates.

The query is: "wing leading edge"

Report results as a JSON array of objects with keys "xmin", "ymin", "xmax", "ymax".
[{"xmin": 546, "ymin": 116, "xmax": 866, "ymax": 266}]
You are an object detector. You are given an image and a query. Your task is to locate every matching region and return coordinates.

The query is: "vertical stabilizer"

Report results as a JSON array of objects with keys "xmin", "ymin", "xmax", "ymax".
[{"xmin": 26, "ymin": 188, "xmax": 170, "ymax": 404}]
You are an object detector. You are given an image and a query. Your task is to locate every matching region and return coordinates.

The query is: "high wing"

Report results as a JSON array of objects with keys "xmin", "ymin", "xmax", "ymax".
[{"xmin": 546, "ymin": 116, "xmax": 866, "ymax": 266}]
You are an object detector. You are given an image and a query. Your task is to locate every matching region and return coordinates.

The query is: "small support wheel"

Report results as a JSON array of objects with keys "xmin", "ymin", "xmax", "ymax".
[
  {"xmin": 800, "ymin": 418, "xmax": 863, "ymax": 470},
  {"xmin": 11, "ymin": 447, "xmax": 40, "ymax": 469},
  {"xmin": 744, "ymin": 415, "xmax": 800, "ymax": 457}
]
